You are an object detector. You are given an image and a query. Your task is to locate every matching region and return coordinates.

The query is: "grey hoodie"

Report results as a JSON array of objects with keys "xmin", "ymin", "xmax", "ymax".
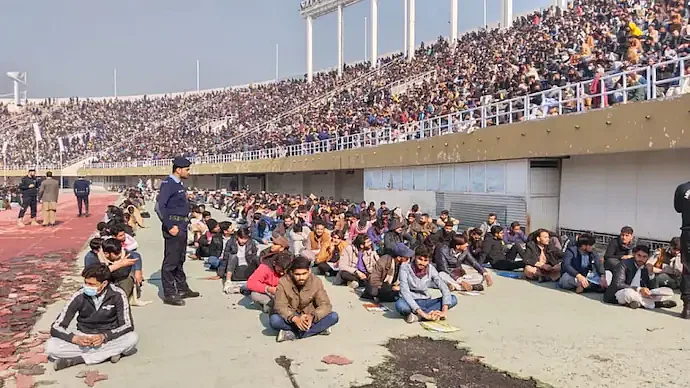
[{"xmin": 398, "ymin": 262, "xmax": 453, "ymax": 312}]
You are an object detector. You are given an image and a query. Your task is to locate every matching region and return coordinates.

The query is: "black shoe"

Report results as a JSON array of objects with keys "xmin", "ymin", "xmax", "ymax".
[
  {"xmin": 163, "ymin": 296, "xmax": 186, "ymax": 306},
  {"xmin": 681, "ymin": 303, "xmax": 690, "ymax": 319},
  {"xmin": 472, "ymin": 284, "xmax": 485, "ymax": 292},
  {"xmin": 627, "ymin": 301, "xmax": 641, "ymax": 309},
  {"xmin": 53, "ymin": 356, "xmax": 85, "ymax": 371},
  {"xmin": 654, "ymin": 300, "xmax": 677, "ymax": 309},
  {"xmin": 179, "ymin": 290, "xmax": 200, "ymax": 299}
]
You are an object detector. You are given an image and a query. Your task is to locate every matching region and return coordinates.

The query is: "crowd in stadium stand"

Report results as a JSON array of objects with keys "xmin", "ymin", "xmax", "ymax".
[{"xmin": 1, "ymin": 0, "xmax": 689, "ymax": 167}]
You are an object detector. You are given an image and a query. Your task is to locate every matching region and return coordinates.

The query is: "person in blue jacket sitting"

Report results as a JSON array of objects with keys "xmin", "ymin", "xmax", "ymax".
[{"xmin": 559, "ymin": 234, "xmax": 608, "ymax": 293}]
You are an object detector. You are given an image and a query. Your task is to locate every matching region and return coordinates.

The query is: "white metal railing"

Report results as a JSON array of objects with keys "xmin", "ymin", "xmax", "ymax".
[
  {"xmin": 3, "ymin": 163, "xmax": 61, "ymax": 171},
  {"xmin": 390, "ymin": 70, "xmax": 437, "ymax": 95},
  {"xmin": 79, "ymin": 55, "xmax": 689, "ymax": 170}
]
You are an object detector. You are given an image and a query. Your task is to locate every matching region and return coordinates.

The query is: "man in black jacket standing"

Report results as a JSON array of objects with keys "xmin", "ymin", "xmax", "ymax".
[
  {"xmin": 45, "ymin": 263, "xmax": 139, "ymax": 370},
  {"xmin": 674, "ymin": 181, "xmax": 690, "ymax": 318},
  {"xmin": 17, "ymin": 168, "xmax": 39, "ymax": 227},
  {"xmin": 73, "ymin": 176, "xmax": 91, "ymax": 217}
]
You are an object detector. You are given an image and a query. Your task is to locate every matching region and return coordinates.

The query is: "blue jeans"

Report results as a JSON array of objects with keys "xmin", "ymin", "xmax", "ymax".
[
  {"xmin": 395, "ymin": 295, "xmax": 458, "ymax": 316},
  {"xmin": 207, "ymin": 256, "xmax": 220, "ymax": 270},
  {"xmin": 269, "ymin": 312, "xmax": 339, "ymax": 339}
]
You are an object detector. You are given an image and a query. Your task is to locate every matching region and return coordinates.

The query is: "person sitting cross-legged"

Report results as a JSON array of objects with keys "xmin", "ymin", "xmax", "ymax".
[
  {"xmin": 435, "ymin": 235, "xmax": 493, "ymax": 292},
  {"xmin": 522, "ymin": 228, "xmax": 563, "ymax": 282},
  {"xmin": 603, "ymin": 226, "xmax": 634, "ymax": 271},
  {"xmin": 206, "ymin": 221, "xmax": 234, "ymax": 272},
  {"xmin": 246, "ymin": 252, "xmax": 293, "ymax": 313},
  {"xmin": 604, "ymin": 245, "xmax": 677, "ymax": 310},
  {"xmin": 45, "ymin": 263, "xmax": 138, "ymax": 371},
  {"xmin": 559, "ymin": 234, "xmax": 608, "ymax": 293},
  {"xmin": 480, "ymin": 225, "xmax": 526, "ymax": 270},
  {"xmin": 647, "ymin": 237, "xmax": 683, "ymax": 289},
  {"xmin": 196, "ymin": 219, "xmax": 223, "ymax": 266},
  {"xmin": 365, "ymin": 243, "xmax": 414, "ymax": 302},
  {"xmin": 336, "ymin": 234, "xmax": 378, "ymax": 289},
  {"xmin": 270, "ymin": 256, "xmax": 339, "ymax": 342},
  {"xmin": 396, "ymin": 246, "xmax": 458, "ymax": 323},
  {"xmin": 89, "ymin": 238, "xmax": 142, "ymax": 300}
]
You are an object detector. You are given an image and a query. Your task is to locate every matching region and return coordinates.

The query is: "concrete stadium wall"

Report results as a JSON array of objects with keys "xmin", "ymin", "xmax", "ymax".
[
  {"xmin": 75, "ymin": 94, "xmax": 690, "ymax": 177},
  {"xmin": 559, "ymin": 149, "xmax": 689, "ymax": 241},
  {"xmin": 265, "ymin": 170, "xmax": 363, "ymax": 200},
  {"xmin": 362, "ymin": 159, "xmax": 562, "ymax": 232}
]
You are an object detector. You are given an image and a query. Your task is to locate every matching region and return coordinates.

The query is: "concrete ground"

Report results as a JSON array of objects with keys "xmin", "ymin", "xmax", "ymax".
[{"xmin": 25, "ymin": 207, "xmax": 690, "ymax": 388}]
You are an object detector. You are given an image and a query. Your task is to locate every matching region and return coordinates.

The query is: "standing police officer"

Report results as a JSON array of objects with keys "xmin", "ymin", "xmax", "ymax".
[
  {"xmin": 73, "ymin": 176, "xmax": 91, "ymax": 217},
  {"xmin": 157, "ymin": 157, "xmax": 200, "ymax": 306},
  {"xmin": 674, "ymin": 180, "xmax": 690, "ymax": 319},
  {"xmin": 17, "ymin": 168, "xmax": 40, "ymax": 227}
]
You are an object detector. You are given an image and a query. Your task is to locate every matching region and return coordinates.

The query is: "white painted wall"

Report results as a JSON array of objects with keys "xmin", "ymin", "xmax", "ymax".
[
  {"xmin": 264, "ymin": 170, "xmax": 364, "ymax": 200},
  {"xmin": 528, "ymin": 165, "xmax": 561, "ymax": 231},
  {"xmin": 364, "ymin": 189, "xmax": 437, "ymax": 214},
  {"xmin": 559, "ymin": 150, "xmax": 688, "ymax": 240}
]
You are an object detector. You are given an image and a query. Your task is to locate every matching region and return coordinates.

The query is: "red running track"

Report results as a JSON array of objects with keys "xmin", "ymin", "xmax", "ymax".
[{"xmin": 0, "ymin": 193, "xmax": 119, "ymax": 262}]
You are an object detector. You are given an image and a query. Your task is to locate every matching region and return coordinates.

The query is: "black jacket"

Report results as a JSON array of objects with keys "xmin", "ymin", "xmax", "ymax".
[
  {"xmin": 222, "ymin": 236, "xmax": 259, "ymax": 273},
  {"xmin": 674, "ymin": 181, "xmax": 690, "ymax": 231},
  {"xmin": 382, "ymin": 230, "xmax": 414, "ymax": 255},
  {"xmin": 603, "ymin": 237, "xmax": 632, "ymax": 261},
  {"xmin": 522, "ymin": 241, "xmax": 562, "ymax": 267},
  {"xmin": 604, "ymin": 259, "xmax": 651, "ymax": 304},
  {"xmin": 19, "ymin": 175, "xmax": 38, "ymax": 197},
  {"xmin": 51, "ymin": 285, "xmax": 134, "ymax": 343},
  {"xmin": 481, "ymin": 235, "xmax": 505, "ymax": 265},
  {"xmin": 198, "ymin": 232, "xmax": 224, "ymax": 258},
  {"xmin": 73, "ymin": 178, "xmax": 91, "ymax": 197}
]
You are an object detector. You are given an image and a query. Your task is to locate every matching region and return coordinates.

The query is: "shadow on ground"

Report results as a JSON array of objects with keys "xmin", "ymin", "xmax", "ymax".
[{"xmin": 351, "ymin": 336, "xmax": 550, "ymax": 388}]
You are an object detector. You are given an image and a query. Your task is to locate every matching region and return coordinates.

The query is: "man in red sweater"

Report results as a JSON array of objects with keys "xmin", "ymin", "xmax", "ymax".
[{"xmin": 246, "ymin": 252, "xmax": 293, "ymax": 313}]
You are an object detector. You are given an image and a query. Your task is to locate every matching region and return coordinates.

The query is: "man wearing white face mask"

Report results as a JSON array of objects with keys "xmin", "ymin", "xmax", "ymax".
[{"xmin": 44, "ymin": 264, "xmax": 139, "ymax": 371}]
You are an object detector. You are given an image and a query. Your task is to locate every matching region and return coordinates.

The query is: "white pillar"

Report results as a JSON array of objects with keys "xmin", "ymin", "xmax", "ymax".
[
  {"xmin": 407, "ymin": 0, "xmax": 416, "ymax": 61},
  {"xmin": 557, "ymin": 0, "xmax": 568, "ymax": 8},
  {"xmin": 370, "ymin": 0, "xmax": 378, "ymax": 69},
  {"xmin": 306, "ymin": 16, "xmax": 313, "ymax": 83},
  {"xmin": 501, "ymin": 0, "xmax": 513, "ymax": 28},
  {"xmin": 403, "ymin": 0, "xmax": 408, "ymax": 56},
  {"xmin": 337, "ymin": 5, "xmax": 344, "ymax": 77},
  {"xmin": 13, "ymin": 80, "xmax": 19, "ymax": 106},
  {"xmin": 450, "ymin": 0, "xmax": 458, "ymax": 45}
]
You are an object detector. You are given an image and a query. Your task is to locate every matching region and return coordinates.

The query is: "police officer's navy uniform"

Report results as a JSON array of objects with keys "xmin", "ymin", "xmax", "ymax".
[
  {"xmin": 674, "ymin": 181, "xmax": 690, "ymax": 318},
  {"xmin": 73, "ymin": 177, "xmax": 91, "ymax": 216},
  {"xmin": 18, "ymin": 169, "xmax": 39, "ymax": 224},
  {"xmin": 157, "ymin": 157, "xmax": 199, "ymax": 305}
]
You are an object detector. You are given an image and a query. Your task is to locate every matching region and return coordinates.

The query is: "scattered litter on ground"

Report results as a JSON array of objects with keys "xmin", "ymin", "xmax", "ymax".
[
  {"xmin": 420, "ymin": 321, "xmax": 461, "ymax": 333},
  {"xmin": 409, "ymin": 373, "xmax": 436, "ymax": 383},
  {"xmin": 362, "ymin": 303, "xmax": 389, "ymax": 312},
  {"xmin": 646, "ymin": 327, "xmax": 664, "ymax": 332},
  {"xmin": 322, "ymin": 354, "xmax": 353, "ymax": 365},
  {"xmin": 76, "ymin": 369, "xmax": 109, "ymax": 387}
]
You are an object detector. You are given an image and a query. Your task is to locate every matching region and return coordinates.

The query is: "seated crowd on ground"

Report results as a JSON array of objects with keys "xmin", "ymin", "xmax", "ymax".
[
  {"xmin": 42, "ymin": 185, "xmax": 685, "ymax": 372},
  {"xmin": 189, "ymin": 190, "xmax": 683, "ymax": 337},
  {"xmin": 2, "ymin": 0, "xmax": 688, "ymax": 168}
]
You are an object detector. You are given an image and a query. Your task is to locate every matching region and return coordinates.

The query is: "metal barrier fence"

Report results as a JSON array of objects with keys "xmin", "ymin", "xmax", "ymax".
[{"xmin": 77, "ymin": 54, "xmax": 687, "ymax": 169}]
